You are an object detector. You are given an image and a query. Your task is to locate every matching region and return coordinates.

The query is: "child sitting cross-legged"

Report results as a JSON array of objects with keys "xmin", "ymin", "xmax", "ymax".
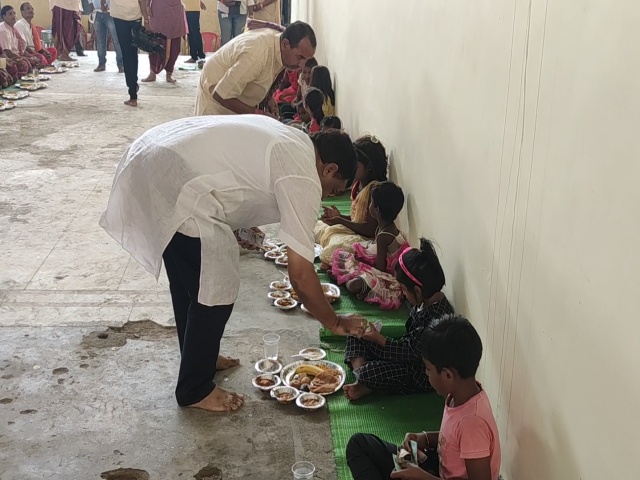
[
  {"xmin": 342, "ymin": 238, "xmax": 454, "ymax": 401},
  {"xmin": 346, "ymin": 315, "xmax": 501, "ymax": 480},
  {"xmin": 330, "ymin": 181, "xmax": 409, "ymax": 310}
]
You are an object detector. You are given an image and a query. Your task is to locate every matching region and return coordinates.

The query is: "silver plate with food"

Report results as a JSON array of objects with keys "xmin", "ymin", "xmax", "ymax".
[
  {"xmin": 1, "ymin": 91, "xmax": 29, "ymax": 100},
  {"xmin": 280, "ymin": 360, "xmax": 345, "ymax": 396},
  {"xmin": 39, "ymin": 66, "xmax": 68, "ymax": 74},
  {"xmin": 20, "ymin": 74, "xmax": 51, "ymax": 82},
  {"xmin": 274, "ymin": 297, "xmax": 298, "ymax": 310},
  {"xmin": 17, "ymin": 82, "xmax": 47, "ymax": 90},
  {"xmin": 0, "ymin": 100, "xmax": 16, "ymax": 111},
  {"xmin": 254, "ymin": 358, "xmax": 283, "ymax": 375}
]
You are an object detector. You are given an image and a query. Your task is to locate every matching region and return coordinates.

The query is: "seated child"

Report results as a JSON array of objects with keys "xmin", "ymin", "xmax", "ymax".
[
  {"xmin": 302, "ymin": 87, "xmax": 326, "ymax": 133},
  {"xmin": 309, "ymin": 65, "xmax": 336, "ymax": 116},
  {"xmin": 346, "ymin": 315, "xmax": 502, "ymax": 480},
  {"xmin": 321, "ymin": 115, "xmax": 343, "ymax": 130},
  {"xmin": 280, "ymin": 57, "xmax": 317, "ymax": 120},
  {"xmin": 343, "ymin": 238, "xmax": 454, "ymax": 401},
  {"xmin": 331, "ymin": 181, "xmax": 408, "ymax": 310}
]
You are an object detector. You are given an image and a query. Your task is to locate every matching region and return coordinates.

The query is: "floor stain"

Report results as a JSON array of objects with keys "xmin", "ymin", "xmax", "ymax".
[
  {"xmin": 20, "ymin": 409, "xmax": 37, "ymax": 414},
  {"xmin": 194, "ymin": 465, "xmax": 222, "ymax": 480},
  {"xmin": 52, "ymin": 367, "xmax": 69, "ymax": 375},
  {"xmin": 83, "ymin": 320, "xmax": 175, "ymax": 349},
  {"xmin": 0, "ymin": 398, "xmax": 14, "ymax": 404},
  {"xmin": 100, "ymin": 468, "xmax": 150, "ymax": 480}
]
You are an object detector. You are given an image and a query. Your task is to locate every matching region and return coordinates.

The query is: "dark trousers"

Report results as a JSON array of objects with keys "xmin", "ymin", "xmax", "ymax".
[
  {"xmin": 113, "ymin": 17, "xmax": 140, "ymax": 100},
  {"xmin": 186, "ymin": 11, "xmax": 205, "ymax": 60},
  {"xmin": 346, "ymin": 433, "xmax": 438, "ymax": 480},
  {"xmin": 163, "ymin": 233, "xmax": 234, "ymax": 406}
]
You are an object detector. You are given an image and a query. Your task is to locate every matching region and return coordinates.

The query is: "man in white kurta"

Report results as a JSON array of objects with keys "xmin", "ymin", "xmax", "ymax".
[{"xmin": 101, "ymin": 115, "xmax": 366, "ymax": 412}]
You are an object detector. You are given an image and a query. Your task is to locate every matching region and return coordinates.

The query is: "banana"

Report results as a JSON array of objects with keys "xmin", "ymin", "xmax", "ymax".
[{"xmin": 294, "ymin": 365, "xmax": 324, "ymax": 376}]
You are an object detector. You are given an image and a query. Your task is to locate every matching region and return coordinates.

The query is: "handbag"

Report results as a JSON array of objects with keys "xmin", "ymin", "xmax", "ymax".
[{"xmin": 131, "ymin": 24, "xmax": 167, "ymax": 56}]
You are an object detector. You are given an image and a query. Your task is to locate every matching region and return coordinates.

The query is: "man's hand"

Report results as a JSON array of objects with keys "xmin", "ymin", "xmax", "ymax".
[
  {"xmin": 331, "ymin": 314, "xmax": 367, "ymax": 336},
  {"xmin": 235, "ymin": 227, "xmax": 264, "ymax": 251},
  {"xmin": 362, "ymin": 322, "xmax": 386, "ymax": 345},
  {"xmin": 389, "ymin": 464, "xmax": 431, "ymax": 480},
  {"xmin": 200, "ymin": 0, "xmax": 207, "ymax": 9}
]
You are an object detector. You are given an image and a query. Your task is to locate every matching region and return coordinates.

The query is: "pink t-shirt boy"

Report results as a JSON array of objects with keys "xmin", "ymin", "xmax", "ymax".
[{"xmin": 391, "ymin": 314, "xmax": 501, "ymax": 480}]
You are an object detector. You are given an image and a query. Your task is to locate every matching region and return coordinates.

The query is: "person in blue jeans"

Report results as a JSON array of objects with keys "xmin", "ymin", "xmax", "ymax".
[
  {"xmin": 217, "ymin": 0, "xmax": 247, "ymax": 46},
  {"xmin": 91, "ymin": 0, "xmax": 123, "ymax": 72}
]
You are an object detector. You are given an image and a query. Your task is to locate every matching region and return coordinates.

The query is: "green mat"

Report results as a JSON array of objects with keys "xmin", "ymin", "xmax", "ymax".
[
  {"xmin": 320, "ymin": 193, "xmax": 352, "ymax": 217},
  {"xmin": 317, "ymin": 271, "xmax": 409, "ymax": 341},
  {"xmin": 325, "ymin": 347, "xmax": 444, "ymax": 480}
]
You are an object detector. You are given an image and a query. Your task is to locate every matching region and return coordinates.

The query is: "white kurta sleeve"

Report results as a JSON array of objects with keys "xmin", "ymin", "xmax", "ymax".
[{"xmin": 269, "ymin": 141, "xmax": 322, "ymax": 263}]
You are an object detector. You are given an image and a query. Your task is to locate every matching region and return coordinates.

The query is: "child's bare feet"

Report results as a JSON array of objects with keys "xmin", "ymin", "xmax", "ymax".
[
  {"xmin": 344, "ymin": 382, "xmax": 372, "ymax": 401},
  {"xmin": 141, "ymin": 73, "xmax": 156, "ymax": 82},
  {"xmin": 188, "ymin": 386, "xmax": 245, "ymax": 412},
  {"xmin": 216, "ymin": 355, "xmax": 240, "ymax": 370}
]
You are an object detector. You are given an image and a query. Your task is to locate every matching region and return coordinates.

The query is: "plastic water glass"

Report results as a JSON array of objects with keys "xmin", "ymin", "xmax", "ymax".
[
  {"xmin": 292, "ymin": 461, "xmax": 315, "ymax": 480},
  {"xmin": 263, "ymin": 333, "xmax": 280, "ymax": 360}
]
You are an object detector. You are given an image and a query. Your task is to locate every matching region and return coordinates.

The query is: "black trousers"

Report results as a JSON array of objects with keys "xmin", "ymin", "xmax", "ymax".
[
  {"xmin": 113, "ymin": 17, "xmax": 140, "ymax": 100},
  {"xmin": 163, "ymin": 233, "xmax": 235, "ymax": 406},
  {"xmin": 346, "ymin": 433, "xmax": 439, "ymax": 480},
  {"xmin": 186, "ymin": 11, "xmax": 205, "ymax": 60}
]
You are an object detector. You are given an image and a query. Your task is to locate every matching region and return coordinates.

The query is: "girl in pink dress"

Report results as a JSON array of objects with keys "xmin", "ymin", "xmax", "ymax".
[
  {"xmin": 331, "ymin": 182, "xmax": 408, "ymax": 310},
  {"xmin": 142, "ymin": 0, "xmax": 187, "ymax": 83}
]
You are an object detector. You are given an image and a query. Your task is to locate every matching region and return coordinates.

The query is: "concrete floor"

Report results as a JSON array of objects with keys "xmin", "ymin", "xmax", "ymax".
[{"xmin": 0, "ymin": 53, "xmax": 337, "ymax": 480}]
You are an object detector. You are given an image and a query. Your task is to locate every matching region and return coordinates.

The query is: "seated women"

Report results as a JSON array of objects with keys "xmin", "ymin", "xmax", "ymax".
[{"xmin": 315, "ymin": 134, "xmax": 389, "ymax": 268}]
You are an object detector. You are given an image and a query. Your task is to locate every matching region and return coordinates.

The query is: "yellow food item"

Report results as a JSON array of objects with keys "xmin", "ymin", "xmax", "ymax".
[{"xmin": 294, "ymin": 365, "xmax": 324, "ymax": 377}]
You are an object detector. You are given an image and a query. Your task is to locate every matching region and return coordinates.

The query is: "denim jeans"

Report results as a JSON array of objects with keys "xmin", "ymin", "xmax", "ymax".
[
  {"xmin": 218, "ymin": 12, "xmax": 246, "ymax": 46},
  {"xmin": 94, "ymin": 11, "xmax": 123, "ymax": 67}
]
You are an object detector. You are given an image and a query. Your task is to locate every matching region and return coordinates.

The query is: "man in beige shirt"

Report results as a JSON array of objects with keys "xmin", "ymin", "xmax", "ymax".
[{"xmin": 194, "ymin": 20, "xmax": 315, "ymax": 116}]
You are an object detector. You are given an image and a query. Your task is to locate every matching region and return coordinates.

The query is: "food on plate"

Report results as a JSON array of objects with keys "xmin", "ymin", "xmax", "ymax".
[
  {"xmin": 256, "ymin": 377, "xmax": 275, "ymax": 387},
  {"xmin": 309, "ymin": 369, "xmax": 341, "ymax": 394},
  {"xmin": 270, "ymin": 280, "xmax": 291, "ymax": 290},
  {"xmin": 275, "ymin": 297, "xmax": 296, "ymax": 308},
  {"xmin": 302, "ymin": 397, "xmax": 321, "ymax": 407},
  {"xmin": 299, "ymin": 348, "xmax": 325, "ymax": 360},
  {"xmin": 289, "ymin": 364, "xmax": 341, "ymax": 394},
  {"xmin": 275, "ymin": 255, "xmax": 288, "ymax": 265},
  {"xmin": 289, "ymin": 289, "xmax": 299, "ymax": 301},
  {"xmin": 268, "ymin": 290, "xmax": 290, "ymax": 300},
  {"xmin": 265, "ymin": 250, "xmax": 284, "ymax": 259}
]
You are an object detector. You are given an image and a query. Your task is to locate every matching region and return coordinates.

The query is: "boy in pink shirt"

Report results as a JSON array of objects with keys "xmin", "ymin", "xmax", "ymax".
[{"xmin": 346, "ymin": 314, "xmax": 501, "ymax": 480}]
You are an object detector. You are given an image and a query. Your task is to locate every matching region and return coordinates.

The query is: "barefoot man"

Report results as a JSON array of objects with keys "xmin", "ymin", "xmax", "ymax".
[{"xmin": 100, "ymin": 116, "xmax": 368, "ymax": 412}]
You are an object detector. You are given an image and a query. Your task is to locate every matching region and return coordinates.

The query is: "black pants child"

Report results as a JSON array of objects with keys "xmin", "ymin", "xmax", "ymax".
[
  {"xmin": 163, "ymin": 233, "xmax": 234, "ymax": 406},
  {"xmin": 346, "ymin": 433, "xmax": 439, "ymax": 480}
]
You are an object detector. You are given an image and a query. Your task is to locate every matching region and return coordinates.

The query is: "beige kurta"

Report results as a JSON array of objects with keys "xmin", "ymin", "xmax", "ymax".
[
  {"xmin": 249, "ymin": 0, "xmax": 281, "ymax": 24},
  {"xmin": 194, "ymin": 28, "xmax": 283, "ymax": 116}
]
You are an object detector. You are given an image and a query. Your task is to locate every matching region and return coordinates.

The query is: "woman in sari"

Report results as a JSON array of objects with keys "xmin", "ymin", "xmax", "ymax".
[
  {"xmin": 141, "ymin": 0, "xmax": 187, "ymax": 83},
  {"xmin": 315, "ymin": 134, "xmax": 389, "ymax": 269}
]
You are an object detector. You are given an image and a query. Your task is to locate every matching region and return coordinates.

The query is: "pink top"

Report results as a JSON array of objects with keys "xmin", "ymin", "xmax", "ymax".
[
  {"xmin": 438, "ymin": 386, "xmax": 501, "ymax": 480},
  {"xmin": 149, "ymin": 0, "xmax": 187, "ymax": 38}
]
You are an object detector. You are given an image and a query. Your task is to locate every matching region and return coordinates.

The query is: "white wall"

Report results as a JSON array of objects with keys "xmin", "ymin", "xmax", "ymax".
[{"xmin": 293, "ymin": 1, "xmax": 640, "ymax": 478}]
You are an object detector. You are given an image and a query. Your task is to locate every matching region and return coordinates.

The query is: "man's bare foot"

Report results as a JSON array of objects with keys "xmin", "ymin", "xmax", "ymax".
[
  {"xmin": 344, "ymin": 382, "xmax": 372, "ymax": 401},
  {"xmin": 185, "ymin": 58, "xmax": 197, "ymax": 64},
  {"xmin": 94, "ymin": 64, "xmax": 105, "ymax": 72},
  {"xmin": 124, "ymin": 99, "xmax": 137, "ymax": 107},
  {"xmin": 189, "ymin": 386, "xmax": 245, "ymax": 412},
  {"xmin": 59, "ymin": 53, "xmax": 73, "ymax": 61},
  {"xmin": 216, "ymin": 355, "xmax": 240, "ymax": 370},
  {"xmin": 166, "ymin": 73, "xmax": 176, "ymax": 83},
  {"xmin": 141, "ymin": 73, "xmax": 156, "ymax": 82}
]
